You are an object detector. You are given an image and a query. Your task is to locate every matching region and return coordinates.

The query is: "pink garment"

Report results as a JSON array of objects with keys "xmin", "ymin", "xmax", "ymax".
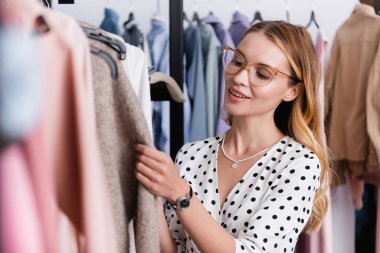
[
  {"xmin": 297, "ymin": 29, "xmax": 333, "ymax": 253},
  {"xmin": 0, "ymin": 144, "xmax": 45, "ymax": 253},
  {"xmin": 23, "ymin": 125, "xmax": 59, "ymax": 253},
  {"xmin": 347, "ymin": 173, "xmax": 365, "ymax": 209},
  {"xmin": 330, "ymin": 183, "xmax": 355, "ymax": 253},
  {"xmin": 1, "ymin": 1, "xmax": 118, "ymax": 252}
]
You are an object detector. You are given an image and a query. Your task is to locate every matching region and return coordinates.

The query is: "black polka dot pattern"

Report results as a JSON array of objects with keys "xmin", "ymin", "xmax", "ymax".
[{"xmin": 165, "ymin": 135, "xmax": 321, "ymax": 253}]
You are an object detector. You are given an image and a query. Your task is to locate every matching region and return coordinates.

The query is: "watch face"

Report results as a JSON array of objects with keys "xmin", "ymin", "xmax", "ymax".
[{"xmin": 180, "ymin": 199, "xmax": 190, "ymax": 209}]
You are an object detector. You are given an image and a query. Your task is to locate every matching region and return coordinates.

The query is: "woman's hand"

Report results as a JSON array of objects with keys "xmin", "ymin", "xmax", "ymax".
[{"xmin": 134, "ymin": 144, "xmax": 189, "ymax": 204}]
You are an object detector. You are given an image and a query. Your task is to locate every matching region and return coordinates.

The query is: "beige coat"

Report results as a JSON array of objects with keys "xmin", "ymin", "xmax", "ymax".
[
  {"xmin": 80, "ymin": 22, "xmax": 159, "ymax": 253},
  {"xmin": 325, "ymin": 3, "xmax": 380, "ymax": 186}
]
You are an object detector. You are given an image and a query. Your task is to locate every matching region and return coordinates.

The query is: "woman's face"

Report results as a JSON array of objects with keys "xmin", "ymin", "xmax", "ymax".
[{"xmin": 223, "ymin": 31, "xmax": 299, "ymax": 119}]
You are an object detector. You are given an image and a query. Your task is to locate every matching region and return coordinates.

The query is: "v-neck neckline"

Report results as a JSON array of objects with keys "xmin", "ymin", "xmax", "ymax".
[{"xmin": 214, "ymin": 135, "xmax": 288, "ymax": 213}]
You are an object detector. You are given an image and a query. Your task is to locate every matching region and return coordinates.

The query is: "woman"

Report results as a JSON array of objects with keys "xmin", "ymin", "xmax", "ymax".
[{"xmin": 135, "ymin": 21, "xmax": 331, "ymax": 253}]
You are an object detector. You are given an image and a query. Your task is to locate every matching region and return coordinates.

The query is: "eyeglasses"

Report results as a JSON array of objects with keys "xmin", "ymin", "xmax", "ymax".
[{"xmin": 222, "ymin": 45, "xmax": 300, "ymax": 87}]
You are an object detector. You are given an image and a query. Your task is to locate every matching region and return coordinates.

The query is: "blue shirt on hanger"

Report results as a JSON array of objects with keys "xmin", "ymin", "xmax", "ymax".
[
  {"xmin": 198, "ymin": 22, "xmax": 221, "ymax": 137},
  {"xmin": 100, "ymin": 7, "xmax": 121, "ymax": 35},
  {"xmin": 147, "ymin": 18, "xmax": 171, "ymax": 153},
  {"xmin": 203, "ymin": 14, "xmax": 235, "ymax": 135},
  {"xmin": 184, "ymin": 23, "xmax": 208, "ymax": 142}
]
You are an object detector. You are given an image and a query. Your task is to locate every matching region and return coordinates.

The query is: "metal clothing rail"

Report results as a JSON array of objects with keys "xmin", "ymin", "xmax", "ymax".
[
  {"xmin": 150, "ymin": 0, "xmax": 184, "ymax": 159},
  {"xmin": 168, "ymin": 0, "xmax": 184, "ymax": 159}
]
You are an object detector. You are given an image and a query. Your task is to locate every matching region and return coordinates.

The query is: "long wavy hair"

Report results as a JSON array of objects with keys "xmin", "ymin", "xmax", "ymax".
[{"xmin": 223, "ymin": 21, "xmax": 331, "ymax": 232}]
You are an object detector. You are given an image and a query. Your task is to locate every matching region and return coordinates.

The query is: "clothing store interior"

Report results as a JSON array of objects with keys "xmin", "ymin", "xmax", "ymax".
[{"xmin": 1, "ymin": 0, "xmax": 380, "ymax": 252}]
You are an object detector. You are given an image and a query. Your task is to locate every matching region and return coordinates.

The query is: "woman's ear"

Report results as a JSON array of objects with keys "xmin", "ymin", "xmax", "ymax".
[{"xmin": 283, "ymin": 82, "xmax": 304, "ymax": 102}]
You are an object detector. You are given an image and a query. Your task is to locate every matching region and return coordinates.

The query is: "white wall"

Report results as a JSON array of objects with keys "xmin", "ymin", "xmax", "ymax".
[{"xmin": 53, "ymin": 0, "xmax": 358, "ymax": 57}]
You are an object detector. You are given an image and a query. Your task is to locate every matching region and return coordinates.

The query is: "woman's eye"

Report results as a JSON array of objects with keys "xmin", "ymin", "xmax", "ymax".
[
  {"xmin": 231, "ymin": 59, "xmax": 244, "ymax": 67},
  {"xmin": 256, "ymin": 71, "xmax": 271, "ymax": 80}
]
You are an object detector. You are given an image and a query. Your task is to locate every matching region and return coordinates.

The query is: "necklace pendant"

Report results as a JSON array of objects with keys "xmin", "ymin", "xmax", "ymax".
[{"xmin": 231, "ymin": 162, "xmax": 238, "ymax": 169}]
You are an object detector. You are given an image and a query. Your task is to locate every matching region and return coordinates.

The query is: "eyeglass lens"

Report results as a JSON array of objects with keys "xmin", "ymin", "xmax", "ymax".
[{"xmin": 223, "ymin": 49, "xmax": 275, "ymax": 87}]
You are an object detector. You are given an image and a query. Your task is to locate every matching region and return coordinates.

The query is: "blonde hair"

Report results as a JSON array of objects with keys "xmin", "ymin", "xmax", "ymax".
[{"xmin": 224, "ymin": 21, "xmax": 331, "ymax": 232}]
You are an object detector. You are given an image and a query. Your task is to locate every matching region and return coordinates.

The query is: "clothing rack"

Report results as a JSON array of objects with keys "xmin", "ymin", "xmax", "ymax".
[
  {"xmin": 151, "ymin": 0, "xmax": 184, "ymax": 159},
  {"xmin": 52, "ymin": 0, "xmax": 184, "ymax": 158}
]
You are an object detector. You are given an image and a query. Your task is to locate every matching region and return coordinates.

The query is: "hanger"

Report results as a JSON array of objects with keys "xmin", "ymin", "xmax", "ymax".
[
  {"xmin": 305, "ymin": 10, "xmax": 319, "ymax": 28},
  {"xmin": 41, "ymin": 0, "xmax": 50, "ymax": 9},
  {"xmin": 252, "ymin": 11, "xmax": 263, "ymax": 23},
  {"xmin": 124, "ymin": 0, "xmax": 135, "ymax": 25},
  {"xmin": 156, "ymin": 0, "xmax": 161, "ymax": 14},
  {"xmin": 251, "ymin": 0, "xmax": 263, "ymax": 23},
  {"xmin": 82, "ymin": 27, "xmax": 126, "ymax": 60},
  {"xmin": 208, "ymin": 0, "xmax": 214, "ymax": 15},
  {"xmin": 90, "ymin": 46, "xmax": 118, "ymax": 79},
  {"xmin": 234, "ymin": 0, "xmax": 239, "ymax": 13},
  {"xmin": 152, "ymin": 0, "xmax": 165, "ymax": 21},
  {"xmin": 306, "ymin": 0, "xmax": 319, "ymax": 29},
  {"xmin": 284, "ymin": 0, "xmax": 290, "ymax": 22},
  {"xmin": 192, "ymin": 12, "xmax": 200, "ymax": 22},
  {"xmin": 183, "ymin": 12, "xmax": 189, "ymax": 22},
  {"xmin": 192, "ymin": 0, "xmax": 200, "ymax": 22},
  {"xmin": 105, "ymin": 0, "xmax": 110, "ymax": 8},
  {"xmin": 149, "ymin": 72, "xmax": 185, "ymax": 103}
]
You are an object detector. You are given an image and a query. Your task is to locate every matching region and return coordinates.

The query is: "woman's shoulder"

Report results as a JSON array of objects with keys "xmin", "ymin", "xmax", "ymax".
[
  {"xmin": 174, "ymin": 136, "xmax": 222, "ymax": 167},
  {"xmin": 177, "ymin": 135, "xmax": 222, "ymax": 155},
  {"xmin": 276, "ymin": 135, "xmax": 322, "ymax": 177}
]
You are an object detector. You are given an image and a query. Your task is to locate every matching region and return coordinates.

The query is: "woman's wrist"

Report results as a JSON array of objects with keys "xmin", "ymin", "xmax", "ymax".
[{"xmin": 167, "ymin": 179, "xmax": 190, "ymax": 205}]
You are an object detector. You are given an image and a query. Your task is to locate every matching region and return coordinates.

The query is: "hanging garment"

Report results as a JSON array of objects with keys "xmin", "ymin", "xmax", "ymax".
[
  {"xmin": 1, "ymin": 1, "xmax": 119, "ymax": 253},
  {"xmin": 106, "ymin": 31, "xmax": 153, "ymax": 136},
  {"xmin": 124, "ymin": 43, "xmax": 153, "ymax": 136},
  {"xmin": 184, "ymin": 22, "xmax": 208, "ymax": 141},
  {"xmin": 147, "ymin": 17, "xmax": 170, "ymax": 153},
  {"xmin": 0, "ymin": 144, "xmax": 45, "ymax": 253},
  {"xmin": 228, "ymin": 11, "xmax": 250, "ymax": 46},
  {"xmin": 183, "ymin": 78, "xmax": 192, "ymax": 143},
  {"xmin": 297, "ymin": 29, "xmax": 333, "ymax": 253},
  {"xmin": 367, "ymin": 35, "xmax": 380, "ymax": 183},
  {"xmin": 354, "ymin": 184, "xmax": 377, "ymax": 252},
  {"xmin": 100, "ymin": 7, "xmax": 121, "ymax": 36},
  {"xmin": 0, "ymin": 29, "xmax": 42, "ymax": 148},
  {"xmin": 122, "ymin": 19, "xmax": 144, "ymax": 50},
  {"xmin": 325, "ymin": 3, "xmax": 380, "ymax": 187},
  {"xmin": 330, "ymin": 182, "xmax": 356, "ymax": 253},
  {"xmin": 199, "ymin": 22, "xmax": 221, "ymax": 137},
  {"xmin": 81, "ymin": 22, "xmax": 159, "ymax": 253},
  {"xmin": 366, "ymin": 29, "xmax": 380, "ymax": 253},
  {"xmin": 203, "ymin": 14, "xmax": 235, "ymax": 135}
]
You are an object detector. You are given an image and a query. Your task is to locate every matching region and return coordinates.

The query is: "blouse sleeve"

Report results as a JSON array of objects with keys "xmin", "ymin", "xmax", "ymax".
[
  {"xmin": 163, "ymin": 143, "xmax": 192, "ymax": 253},
  {"xmin": 233, "ymin": 154, "xmax": 322, "ymax": 253}
]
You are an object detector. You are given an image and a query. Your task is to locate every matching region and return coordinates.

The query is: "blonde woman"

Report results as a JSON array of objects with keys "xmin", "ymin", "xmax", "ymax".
[{"xmin": 135, "ymin": 21, "xmax": 331, "ymax": 253}]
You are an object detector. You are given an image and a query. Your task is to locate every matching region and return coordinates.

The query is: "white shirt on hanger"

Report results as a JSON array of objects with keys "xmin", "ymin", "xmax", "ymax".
[{"xmin": 106, "ymin": 32, "xmax": 153, "ymax": 137}]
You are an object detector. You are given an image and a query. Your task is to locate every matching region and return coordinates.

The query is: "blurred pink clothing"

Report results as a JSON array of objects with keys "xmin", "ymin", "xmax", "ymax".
[
  {"xmin": 0, "ymin": 144, "xmax": 45, "ymax": 253},
  {"xmin": 1, "ymin": 1, "xmax": 118, "ymax": 252}
]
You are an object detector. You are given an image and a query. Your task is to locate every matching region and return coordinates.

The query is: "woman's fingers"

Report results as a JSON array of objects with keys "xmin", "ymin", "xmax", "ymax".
[
  {"xmin": 136, "ymin": 161, "xmax": 162, "ymax": 183},
  {"xmin": 137, "ymin": 153, "xmax": 166, "ymax": 174},
  {"xmin": 135, "ymin": 170, "xmax": 154, "ymax": 190},
  {"xmin": 134, "ymin": 144, "xmax": 165, "ymax": 162}
]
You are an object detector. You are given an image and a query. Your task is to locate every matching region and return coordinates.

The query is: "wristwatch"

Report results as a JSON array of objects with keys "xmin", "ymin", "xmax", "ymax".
[{"xmin": 170, "ymin": 185, "xmax": 193, "ymax": 211}]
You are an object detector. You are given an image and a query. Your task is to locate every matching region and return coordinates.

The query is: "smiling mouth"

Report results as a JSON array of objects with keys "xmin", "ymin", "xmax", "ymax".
[{"xmin": 228, "ymin": 88, "xmax": 251, "ymax": 99}]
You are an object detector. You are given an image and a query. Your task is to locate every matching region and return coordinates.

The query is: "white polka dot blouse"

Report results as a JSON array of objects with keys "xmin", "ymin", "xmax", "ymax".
[{"xmin": 165, "ymin": 135, "xmax": 321, "ymax": 253}]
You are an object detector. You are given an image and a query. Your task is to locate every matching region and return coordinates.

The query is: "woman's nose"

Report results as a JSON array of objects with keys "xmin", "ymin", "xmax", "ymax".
[{"xmin": 233, "ymin": 67, "xmax": 250, "ymax": 87}]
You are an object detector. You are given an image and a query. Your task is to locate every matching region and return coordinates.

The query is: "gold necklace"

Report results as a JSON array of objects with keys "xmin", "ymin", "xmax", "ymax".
[{"xmin": 221, "ymin": 133, "xmax": 274, "ymax": 169}]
